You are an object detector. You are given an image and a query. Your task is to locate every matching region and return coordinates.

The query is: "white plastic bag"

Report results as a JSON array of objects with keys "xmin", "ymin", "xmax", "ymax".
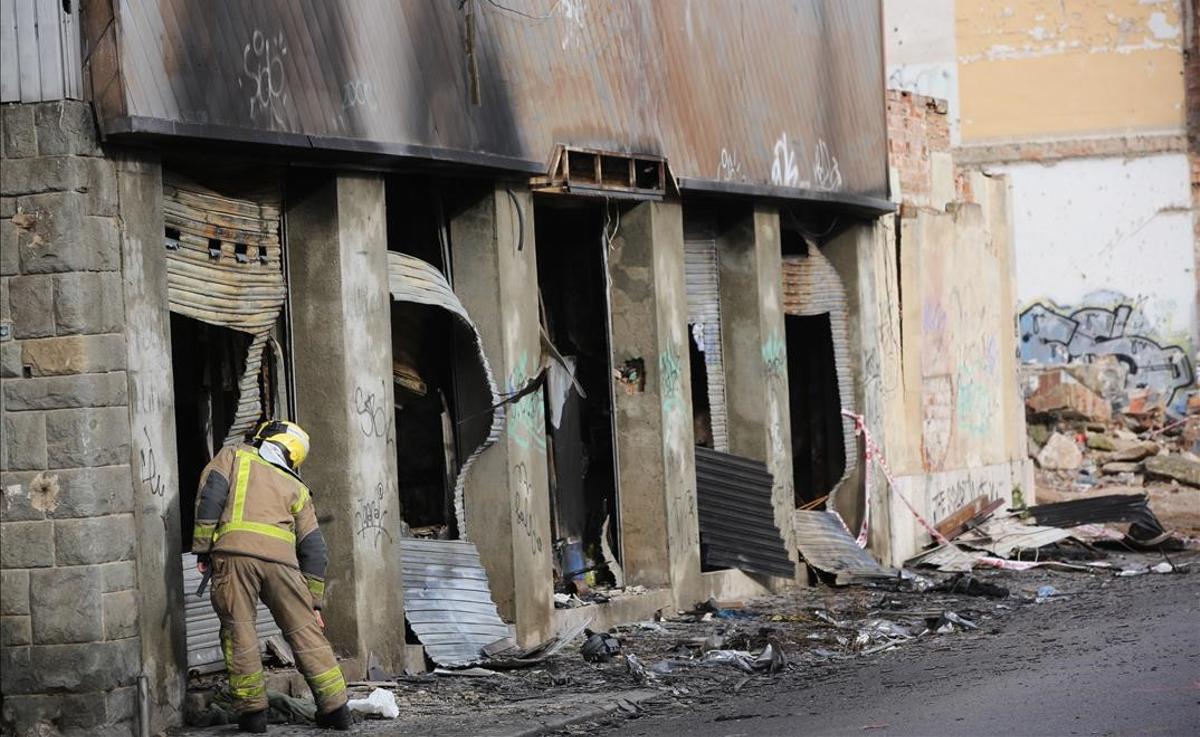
[{"xmin": 347, "ymin": 687, "xmax": 399, "ymax": 719}]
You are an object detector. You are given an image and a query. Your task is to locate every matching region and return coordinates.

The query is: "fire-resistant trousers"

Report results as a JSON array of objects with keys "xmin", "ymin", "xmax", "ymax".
[{"xmin": 210, "ymin": 554, "xmax": 348, "ymax": 715}]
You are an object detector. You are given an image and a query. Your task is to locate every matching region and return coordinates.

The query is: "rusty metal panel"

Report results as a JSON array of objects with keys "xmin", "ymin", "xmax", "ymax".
[
  {"xmin": 101, "ymin": 0, "xmax": 887, "ymax": 205},
  {"xmin": 695, "ymin": 446, "xmax": 794, "ymax": 578}
]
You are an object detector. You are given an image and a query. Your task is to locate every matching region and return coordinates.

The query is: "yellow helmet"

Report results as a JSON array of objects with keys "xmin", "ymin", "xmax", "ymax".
[{"xmin": 252, "ymin": 420, "xmax": 311, "ymax": 469}]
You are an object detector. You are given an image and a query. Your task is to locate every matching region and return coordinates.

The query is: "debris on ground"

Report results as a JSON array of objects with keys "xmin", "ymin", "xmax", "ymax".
[
  {"xmin": 347, "ymin": 688, "xmax": 400, "ymax": 719},
  {"xmin": 581, "ymin": 630, "xmax": 622, "ymax": 663}
]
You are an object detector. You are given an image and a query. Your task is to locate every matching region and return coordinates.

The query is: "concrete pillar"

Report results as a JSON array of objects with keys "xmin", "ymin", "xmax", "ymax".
[
  {"xmin": 717, "ymin": 206, "xmax": 800, "ymax": 584},
  {"xmin": 118, "ymin": 149, "xmax": 188, "ymax": 731},
  {"xmin": 450, "ymin": 183, "xmax": 554, "ymax": 647},
  {"xmin": 607, "ymin": 200, "xmax": 701, "ymax": 603},
  {"xmin": 285, "ymin": 172, "xmax": 406, "ymax": 672}
]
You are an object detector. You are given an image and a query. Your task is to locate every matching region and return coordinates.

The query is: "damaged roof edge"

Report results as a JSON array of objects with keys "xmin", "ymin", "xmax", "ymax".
[{"xmin": 102, "ymin": 116, "xmax": 894, "ymax": 214}]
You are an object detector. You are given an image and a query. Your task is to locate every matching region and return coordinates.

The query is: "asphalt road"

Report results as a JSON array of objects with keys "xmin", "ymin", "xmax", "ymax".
[{"xmin": 598, "ymin": 570, "xmax": 1200, "ymax": 737}]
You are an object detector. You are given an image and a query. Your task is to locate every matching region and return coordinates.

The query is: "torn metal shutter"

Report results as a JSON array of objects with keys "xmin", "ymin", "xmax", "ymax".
[
  {"xmin": 695, "ymin": 446, "xmax": 794, "ymax": 578},
  {"xmin": 386, "ymin": 252, "xmax": 503, "ymax": 539},
  {"xmin": 780, "ymin": 249, "xmax": 858, "ymax": 499},
  {"xmin": 684, "ymin": 221, "xmax": 729, "ymax": 453},
  {"xmin": 398, "ymin": 538, "xmax": 512, "ymax": 667},
  {"xmin": 792, "ymin": 510, "xmax": 895, "ymax": 583},
  {"xmin": 163, "ymin": 174, "xmax": 286, "ymax": 444}
]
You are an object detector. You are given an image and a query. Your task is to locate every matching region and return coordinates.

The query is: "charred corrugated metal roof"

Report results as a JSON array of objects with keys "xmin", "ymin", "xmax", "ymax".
[
  {"xmin": 90, "ymin": 0, "xmax": 888, "ymax": 208},
  {"xmin": 695, "ymin": 446, "xmax": 795, "ymax": 578}
]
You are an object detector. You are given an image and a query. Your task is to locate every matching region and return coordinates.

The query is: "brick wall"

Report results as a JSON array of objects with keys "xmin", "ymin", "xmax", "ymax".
[
  {"xmin": 1, "ymin": 102, "xmax": 140, "ymax": 737},
  {"xmin": 885, "ymin": 89, "xmax": 971, "ymax": 208}
]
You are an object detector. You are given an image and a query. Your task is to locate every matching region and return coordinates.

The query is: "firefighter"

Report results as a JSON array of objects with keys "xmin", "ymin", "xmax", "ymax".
[{"xmin": 193, "ymin": 420, "xmax": 352, "ymax": 732}]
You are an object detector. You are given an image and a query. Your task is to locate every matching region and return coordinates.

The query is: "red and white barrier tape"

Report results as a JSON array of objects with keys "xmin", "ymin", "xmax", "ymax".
[{"xmin": 838, "ymin": 409, "xmax": 951, "ymax": 549}]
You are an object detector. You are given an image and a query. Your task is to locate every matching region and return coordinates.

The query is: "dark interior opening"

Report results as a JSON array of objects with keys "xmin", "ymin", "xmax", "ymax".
[
  {"xmin": 386, "ymin": 175, "xmax": 461, "ymax": 539},
  {"xmin": 170, "ymin": 313, "xmax": 252, "ymax": 550},
  {"xmin": 688, "ymin": 326, "xmax": 714, "ymax": 449},
  {"xmin": 534, "ymin": 203, "xmax": 621, "ymax": 595},
  {"xmin": 786, "ymin": 313, "xmax": 846, "ymax": 506}
]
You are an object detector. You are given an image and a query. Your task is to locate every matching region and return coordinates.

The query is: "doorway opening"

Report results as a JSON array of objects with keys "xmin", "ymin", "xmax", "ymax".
[
  {"xmin": 785, "ymin": 313, "xmax": 846, "ymax": 506},
  {"xmin": 171, "ymin": 315, "xmax": 252, "ymax": 550},
  {"xmin": 386, "ymin": 176, "xmax": 463, "ymax": 540},
  {"xmin": 534, "ymin": 203, "xmax": 622, "ymax": 597}
]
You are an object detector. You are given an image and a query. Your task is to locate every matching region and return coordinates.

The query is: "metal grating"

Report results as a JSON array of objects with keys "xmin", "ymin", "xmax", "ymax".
[
  {"xmin": 684, "ymin": 221, "xmax": 729, "ymax": 453},
  {"xmin": 695, "ymin": 446, "xmax": 794, "ymax": 578},
  {"xmin": 181, "ymin": 553, "xmax": 283, "ymax": 673},
  {"xmin": 793, "ymin": 510, "xmax": 895, "ymax": 580},
  {"xmin": 398, "ymin": 538, "xmax": 512, "ymax": 668}
]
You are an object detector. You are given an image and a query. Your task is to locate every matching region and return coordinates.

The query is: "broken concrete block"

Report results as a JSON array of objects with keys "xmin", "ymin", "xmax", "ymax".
[
  {"xmin": 1086, "ymin": 433, "xmax": 1116, "ymax": 451},
  {"xmin": 1025, "ymin": 369, "xmax": 1111, "ymax": 422},
  {"xmin": 1100, "ymin": 461, "xmax": 1141, "ymax": 475},
  {"xmin": 1106, "ymin": 442, "xmax": 1160, "ymax": 463},
  {"xmin": 1028, "ymin": 423, "xmax": 1052, "ymax": 448},
  {"xmin": 1143, "ymin": 455, "xmax": 1200, "ymax": 488},
  {"xmin": 1036, "ymin": 432, "xmax": 1082, "ymax": 471},
  {"xmin": 1064, "ymin": 356, "xmax": 1128, "ymax": 405}
]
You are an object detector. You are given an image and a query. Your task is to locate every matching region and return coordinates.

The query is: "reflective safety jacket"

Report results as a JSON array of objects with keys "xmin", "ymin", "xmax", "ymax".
[{"xmin": 192, "ymin": 444, "xmax": 329, "ymax": 607}]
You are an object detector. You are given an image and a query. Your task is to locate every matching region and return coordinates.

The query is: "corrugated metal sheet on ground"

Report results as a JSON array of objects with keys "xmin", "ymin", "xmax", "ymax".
[
  {"xmin": 905, "ymin": 543, "xmax": 985, "ymax": 573},
  {"xmin": 684, "ymin": 223, "xmax": 729, "ymax": 453},
  {"xmin": 163, "ymin": 174, "xmax": 286, "ymax": 444},
  {"xmin": 387, "ymin": 252, "xmax": 502, "ymax": 538},
  {"xmin": 781, "ymin": 251, "xmax": 858, "ymax": 501},
  {"xmin": 793, "ymin": 509, "xmax": 895, "ymax": 581},
  {"xmin": 398, "ymin": 538, "xmax": 511, "ymax": 668},
  {"xmin": 955, "ymin": 516, "xmax": 1073, "ymax": 559},
  {"xmin": 695, "ymin": 446, "xmax": 794, "ymax": 578},
  {"xmin": 182, "ymin": 553, "xmax": 283, "ymax": 673}
]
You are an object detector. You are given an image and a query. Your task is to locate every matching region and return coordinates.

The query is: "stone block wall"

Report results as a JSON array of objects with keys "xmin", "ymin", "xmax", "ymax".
[{"xmin": 1, "ymin": 101, "xmax": 140, "ymax": 737}]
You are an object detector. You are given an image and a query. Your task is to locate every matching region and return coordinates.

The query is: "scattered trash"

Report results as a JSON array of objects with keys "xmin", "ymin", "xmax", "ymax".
[
  {"xmin": 432, "ymin": 667, "xmax": 500, "ymax": 678},
  {"xmin": 753, "ymin": 641, "xmax": 787, "ymax": 673},
  {"xmin": 581, "ymin": 630, "xmax": 622, "ymax": 663},
  {"xmin": 932, "ymin": 572, "xmax": 1009, "ymax": 598},
  {"xmin": 928, "ymin": 611, "xmax": 977, "ymax": 633},
  {"xmin": 1034, "ymin": 585, "xmax": 1062, "ymax": 603},
  {"xmin": 347, "ymin": 688, "xmax": 400, "ymax": 719}
]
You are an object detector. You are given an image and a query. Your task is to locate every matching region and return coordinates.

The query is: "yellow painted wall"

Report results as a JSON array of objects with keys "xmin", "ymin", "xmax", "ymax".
[{"xmin": 957, "ymin": 0, "xmax": 1186, "ymax": 142}]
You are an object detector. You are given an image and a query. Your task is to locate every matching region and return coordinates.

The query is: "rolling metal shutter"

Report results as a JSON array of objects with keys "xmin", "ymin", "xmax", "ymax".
[
  {"xmin": 684, "ymin": 222, "xmax": 729, "ymax": 452},
  {"xmin": 695, "ymin": 447, "xmax": 794, "ymax": 578},
  {"xmin": 163, "ymin": 174, "xmax": 287, "ymax": 444}
]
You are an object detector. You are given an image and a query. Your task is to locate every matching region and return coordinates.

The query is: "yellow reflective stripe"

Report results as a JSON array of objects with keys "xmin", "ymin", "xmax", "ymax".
[
  {"xmin": 193, "ymin": 523, "xmax": 216, "ymax": 540},
  {"xmin": 307, "ymin": 666, "xmax": 345, "ymax": 700},
  {"xmin": 305, "ymin": 577, "xmax": 325, "ymax": 596},
  {"xmin": 229, "ymin": 676, "xmax": 265, "ymax": 691},
  {"xmin": 220, "ymin": 630, "xmax": 234, "ymax": 671},
  {"xmin": 231, "ymin": 681, "xmax": 266, "ymax": 700},
  {"xmin": 231, "ymin": 451, "xmax": 252, "ymax": 523},
  {"xmin": 243, "ymin": 448, "xmax": 302, "ymax": 483},
  {"xmin": 290, "ymin": 486, "xmax": 309, "ymax": 514},
  {"xmin": 217, "ymin": 520, "xmax": 296, "ymax": 544}
]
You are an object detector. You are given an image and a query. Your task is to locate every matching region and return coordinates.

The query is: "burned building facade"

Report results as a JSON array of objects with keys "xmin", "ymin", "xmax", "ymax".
[{"xmin": 1, "ymin": 2, "xmax": 1029, "ymax": 736}]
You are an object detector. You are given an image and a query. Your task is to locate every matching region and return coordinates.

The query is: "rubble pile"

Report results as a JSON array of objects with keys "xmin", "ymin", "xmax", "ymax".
[{"xmin": 1022, "ymin": 361, "xmax": 1199, "ymax": 538}]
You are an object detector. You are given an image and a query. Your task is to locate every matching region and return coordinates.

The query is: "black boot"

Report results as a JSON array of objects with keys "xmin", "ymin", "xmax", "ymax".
[
  {"xmin": 238, "ymin": 709, "xmax": 268, "ymax": 733},
  {"xmin": 315, "ymin": 704, "xmax": 352, "ymax": 730}
]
